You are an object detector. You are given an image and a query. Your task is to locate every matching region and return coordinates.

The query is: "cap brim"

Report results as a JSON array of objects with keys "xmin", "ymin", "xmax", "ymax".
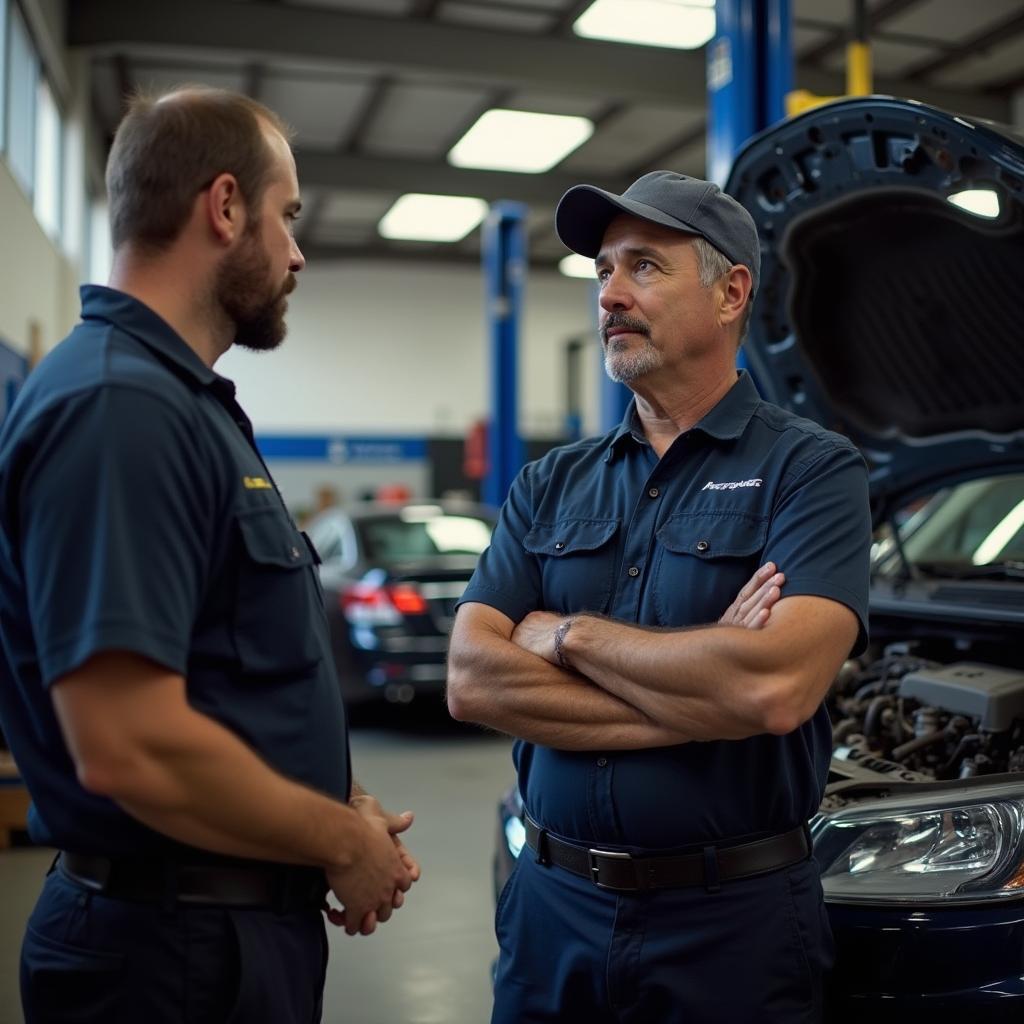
[{"xmin": 555, "ymin": 184, "xmax": 698, "ymax": 258}]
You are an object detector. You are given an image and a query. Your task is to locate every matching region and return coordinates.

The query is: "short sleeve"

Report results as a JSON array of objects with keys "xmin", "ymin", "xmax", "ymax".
[
  {"xmin": 458, "ymin": 463, "xmax": 542, "ymax": 624},
  {"xmin": 763, "ymin": 443, "xmax": 872, "ymax": 655},
  {"xmin": 19, "ymin": 386, "xmax": 214, "ymax": 684}
]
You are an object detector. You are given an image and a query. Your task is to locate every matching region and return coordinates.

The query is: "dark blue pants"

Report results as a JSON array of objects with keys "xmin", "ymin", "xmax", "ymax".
[
  {"xmin": 20, "ymin": 868, "xmax": 328, "ymax": 1024},
  {"xmin": 492, "ymin": 849, "xmax": 834, "ymax": 1024}
]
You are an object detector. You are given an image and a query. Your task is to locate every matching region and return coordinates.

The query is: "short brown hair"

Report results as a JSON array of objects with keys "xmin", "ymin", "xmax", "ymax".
[{"xmin": 105, "ymin": 86, "xmax": 291, "ymax": 252}]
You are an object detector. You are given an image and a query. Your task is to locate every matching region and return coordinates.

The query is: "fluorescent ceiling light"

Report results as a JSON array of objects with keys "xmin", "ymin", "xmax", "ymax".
[
  {"xmin": 378, "ymin": 193, "xmax": 488, "ymax": 242},
  {"xmin": 948, "ymin": 189, "xmax": 1000, "ymax": 219},
  {"xmin": 559, "ymin": 254, "xmax": 598, "ymax": 279},
  {"xmin": 574, "ymin": 0, "xmax": 715, "ymax": 50},
  {"xmin": 448, "ymin": 109, "xmax": 594, "ymax": 173}
]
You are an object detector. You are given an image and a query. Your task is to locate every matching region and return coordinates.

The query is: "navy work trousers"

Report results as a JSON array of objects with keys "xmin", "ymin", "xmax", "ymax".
[
  {"xmin": 20, "ymin": 868, "xmax": 328, "ymax": 1023},
  {"xmin": 492, "ymin": 848, "xmax": 834, "ymax": 1023}
]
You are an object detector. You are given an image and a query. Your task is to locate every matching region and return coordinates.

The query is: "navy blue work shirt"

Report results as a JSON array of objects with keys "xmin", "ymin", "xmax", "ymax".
[
  {"xmin": 460, "ymin": 371, "xmax": 871, "ymax": 849},
  {"xmin": 0, "ymin": 286, "xmax": 349, "ymax": 855}
]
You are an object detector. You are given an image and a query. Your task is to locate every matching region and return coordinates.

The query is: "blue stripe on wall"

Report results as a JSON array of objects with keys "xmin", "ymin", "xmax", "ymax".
[{"xmin": 255, "ymin": 435, "xmax": 427, "ymax": 464}]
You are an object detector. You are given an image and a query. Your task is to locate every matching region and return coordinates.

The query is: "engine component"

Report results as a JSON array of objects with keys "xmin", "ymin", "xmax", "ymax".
[{"xmin": 898, "ymin": 663, "xmax": 1024, "ymax": 732}]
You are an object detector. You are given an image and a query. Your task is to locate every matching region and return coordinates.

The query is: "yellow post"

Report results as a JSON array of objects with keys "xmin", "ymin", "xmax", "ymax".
[{"xmin": 847, "ymin": 40, "xmax": 872, "ymax": 96}]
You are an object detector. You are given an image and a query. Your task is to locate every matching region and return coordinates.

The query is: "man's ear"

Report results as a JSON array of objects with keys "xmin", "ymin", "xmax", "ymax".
[
  {"xmin": 718, "ymin": 264, "xmax": 752, "ymax": 329},
  {"xmin": 204, "ymin": 172, "xmax": 245, "ymax": 245}
]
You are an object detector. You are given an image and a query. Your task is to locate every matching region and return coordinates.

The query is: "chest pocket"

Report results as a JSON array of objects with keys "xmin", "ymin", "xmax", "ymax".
[
  {"xmin": 652, "ymin": 511, "xmax": 767, "ymax": 627},
  {"xmin": 523, "ymin": 518, "xmax": 619, "ymax": 615},
  {"xmin": 232, "ymin": 505, "xmax": 323, "ymax": 675}
]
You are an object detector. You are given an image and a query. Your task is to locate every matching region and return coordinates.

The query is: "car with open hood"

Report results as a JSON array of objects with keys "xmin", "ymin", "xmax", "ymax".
[{"xmin": 494, "ymin": 96, "xmax": 1024, "ymax": 1022}]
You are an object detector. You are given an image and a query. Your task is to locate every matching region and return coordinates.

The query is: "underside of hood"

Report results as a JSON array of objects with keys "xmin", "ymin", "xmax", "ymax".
[{"xmin": 725, "ymin": 97, "xmax": 1024, "ymax": 516}]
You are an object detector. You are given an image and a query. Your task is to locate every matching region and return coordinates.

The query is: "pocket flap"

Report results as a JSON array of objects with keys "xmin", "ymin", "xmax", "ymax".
[
  {"xmin": 523, "ymin": 518, "xmax": 618, "ymax": 556},
  {"xmin": 236, "ymin": 506, "xmax": 314, "ymax": 569},
  {"xmin": 657, "ymin": 512, "xmax": 767, "ymax": 558}
]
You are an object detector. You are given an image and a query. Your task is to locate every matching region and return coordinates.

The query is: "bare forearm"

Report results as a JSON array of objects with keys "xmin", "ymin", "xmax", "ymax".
[
  {"xmin": 93, "ymin": 708, "xmax": 364, "ymax": 869},
  {"xmin": 447, "ymin": 629, "xmax": 688, "ymax": 750},
  {"xmin": 562, "ymin": 598, "xmax": 857, "ymax": 740},
  {"xmin": 561, "ymin": 616, "xmax": 774, "ymax": 740}
]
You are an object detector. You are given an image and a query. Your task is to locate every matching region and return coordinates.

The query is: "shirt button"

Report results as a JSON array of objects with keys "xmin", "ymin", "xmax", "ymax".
[
  {"xmin": 290, "ymin": 546, "xmax": 302, "ymax": 560},
  {"xmin": 597, "ymin": 757, "xmax": 608, "ymax": 767},
  {"xmin": 627, "ymin": 566, "xmax": 640, "ymax": 577},
  {"xmin": 554, "ymin": 541, "xmax": 565, "ymax": 551},
  {"xmin": 696, "ymin": 540, "xmax": 710, "ymax": 553},
  {"xmin": 648, "ymin": 487, "xmax": 660, "ymax": 498}
]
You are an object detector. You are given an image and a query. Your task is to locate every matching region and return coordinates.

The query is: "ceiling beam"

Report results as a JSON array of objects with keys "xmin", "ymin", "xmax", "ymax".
[
  {"xmin": 293, "ymin": 151, "xmax": 630, "ymax": 204},
  {"xmin": 67, "ymin": 0, "xmax": 1010, "ymax": 121},
  {"xmin": 299, "ymin": 241, "xmax": 566, "ymax": 272},
  {"xmin": 68, "ymin": 0, "xmax": 706, "ymax": 108}
]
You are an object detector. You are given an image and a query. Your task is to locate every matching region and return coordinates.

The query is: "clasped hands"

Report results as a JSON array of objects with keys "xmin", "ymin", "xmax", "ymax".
[{"xmin": 511, "ymin": 561, "xmax": 785, "ymax": 664}]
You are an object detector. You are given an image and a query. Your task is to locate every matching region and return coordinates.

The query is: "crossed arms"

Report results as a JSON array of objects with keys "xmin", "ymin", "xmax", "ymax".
[{"xmin": 447, "ymin": 563, "xmax": 858, "ymax": 749}]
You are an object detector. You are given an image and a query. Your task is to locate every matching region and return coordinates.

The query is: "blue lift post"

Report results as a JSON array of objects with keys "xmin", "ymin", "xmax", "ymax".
[
  {"xmin": 482, "ymin": 201, "xmax": 527, "ymax": 507},
  {"xmin": 707, "ymin": 0, "xmax": 792, "ymax": 377},
  {"xmin": 707, "ymin": 0, "xmax": 792, "ymax": 187}
]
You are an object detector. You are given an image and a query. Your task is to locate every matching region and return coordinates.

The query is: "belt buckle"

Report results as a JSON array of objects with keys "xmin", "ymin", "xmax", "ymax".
[{"xmin": 587, "ymin": 848, "xmax": 635, "ymax": 892}]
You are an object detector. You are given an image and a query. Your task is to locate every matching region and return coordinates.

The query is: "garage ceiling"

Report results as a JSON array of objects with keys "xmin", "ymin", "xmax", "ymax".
[{"xmin": 69, "ymin": 0, "xmax": 1024, "ymax": 268}]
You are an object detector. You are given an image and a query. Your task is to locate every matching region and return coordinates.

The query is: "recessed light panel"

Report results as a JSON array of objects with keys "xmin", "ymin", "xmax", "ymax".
[
  {"xmin": 574, "ymin": 0, "xmax": 715, "ymax": 50},
  {"xmin": 448, "ymin": 109, "xmax": 594, "ymax": 173},
  {"xmin": 378, "ymin": 193, "xmax": 489, "ymax": 242}
]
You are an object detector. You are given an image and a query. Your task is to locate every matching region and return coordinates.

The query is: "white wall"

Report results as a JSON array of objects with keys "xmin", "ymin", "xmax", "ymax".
[
  {"xmin": 0, "ymin": 157, "xmax": 78, "ymax": 355},
  {"xmin": 217, "ymin": 259, "xmax": 604, "ymax": 438}
]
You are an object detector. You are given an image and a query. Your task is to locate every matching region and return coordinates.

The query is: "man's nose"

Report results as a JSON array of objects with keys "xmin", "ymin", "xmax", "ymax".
[
  {"xmin": 290, "ymin": 237, "xmax": 306, "ymax": 273},
  {"xmin": 598, "ymin": 269, "xmax": 633, "ymax": 312}
]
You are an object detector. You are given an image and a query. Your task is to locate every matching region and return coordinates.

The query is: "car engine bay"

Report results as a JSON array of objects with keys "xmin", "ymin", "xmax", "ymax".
[{"xmin": 824, "ymin": 646, "xmax": 1024, "ymax": 810}]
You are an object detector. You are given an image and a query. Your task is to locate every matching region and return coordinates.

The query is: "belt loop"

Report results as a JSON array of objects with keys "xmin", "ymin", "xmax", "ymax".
[
  {"xmin": 534, "ymin": 827, "xmax": 550, "ymax": 866},
  {"xmin": 702, "ymin": 845, "xmax": 721, "ymax": 894},
  {"xmin": 802, "ymin": 821, "xmax": 813, "ymax": 860}
]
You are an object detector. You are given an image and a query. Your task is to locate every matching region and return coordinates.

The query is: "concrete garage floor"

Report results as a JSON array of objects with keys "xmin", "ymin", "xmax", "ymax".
[{"xmin": 0, "ymin": 707, "xmax": 513, "ymax": 1024}]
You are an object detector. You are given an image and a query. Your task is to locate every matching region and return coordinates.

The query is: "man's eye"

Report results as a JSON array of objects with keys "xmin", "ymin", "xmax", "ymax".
[{"xmin": 637, "ymin": 259, "xmax": 651, "ymax": 272}]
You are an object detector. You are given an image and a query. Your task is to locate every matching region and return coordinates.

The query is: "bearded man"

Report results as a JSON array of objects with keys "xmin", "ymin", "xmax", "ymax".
[{"xmin": 0, "ymin": 87, "xmax": 418, "ymax": 1024}]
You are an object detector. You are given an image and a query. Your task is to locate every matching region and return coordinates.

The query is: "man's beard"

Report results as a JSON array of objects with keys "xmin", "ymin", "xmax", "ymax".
[
  {"xmin": 602, "ymin": 314, "xmax": 662, "ymax": 383},
  {"xmin": 216, "ymin": 226, "xmax": 295, "ymax": 352}
]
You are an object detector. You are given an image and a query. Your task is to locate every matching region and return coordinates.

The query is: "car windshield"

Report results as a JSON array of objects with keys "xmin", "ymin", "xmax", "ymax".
[
  {"xmin": 874, "ymin": 473, "xmax": 1024, "ymax": 578},
  {"xmin": 356, "ymin": 509, "xmax": 494, "ymax": 562}
]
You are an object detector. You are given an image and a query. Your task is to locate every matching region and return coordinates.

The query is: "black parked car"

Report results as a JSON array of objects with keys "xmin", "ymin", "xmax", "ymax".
[
  {"xmin": 495, "ymin": 96, "xmax": 1024, "ymax": 1021},
  {"xmin": 305, "ymin": 500, "xmax": 496, "ymax": 706}
]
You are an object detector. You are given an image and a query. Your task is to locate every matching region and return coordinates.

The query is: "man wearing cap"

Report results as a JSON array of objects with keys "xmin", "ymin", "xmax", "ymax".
[{"xmin": 447, "ymin": 171, "xmax": 871, "ymax": 1022}]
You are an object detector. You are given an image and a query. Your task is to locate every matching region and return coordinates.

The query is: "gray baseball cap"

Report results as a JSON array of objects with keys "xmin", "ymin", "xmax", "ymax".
[{"xmin": 555, "ymin": 170, "xmax": 760, "ymax": 294}]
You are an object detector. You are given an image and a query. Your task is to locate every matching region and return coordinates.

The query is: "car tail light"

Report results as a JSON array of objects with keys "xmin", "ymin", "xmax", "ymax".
[
  {"xmin": 388, "ymin": 584, "xmax": 428, "ymax": 615},
  {"xmin": 341, "ymin": 582, "xmax": 428, "ymax": 625}
]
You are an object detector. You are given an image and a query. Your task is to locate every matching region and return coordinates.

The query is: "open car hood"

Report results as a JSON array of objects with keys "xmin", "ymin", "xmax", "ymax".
[{"xmin": 725, "ymin": 96, "xmax": 1024, "ymax": 521}]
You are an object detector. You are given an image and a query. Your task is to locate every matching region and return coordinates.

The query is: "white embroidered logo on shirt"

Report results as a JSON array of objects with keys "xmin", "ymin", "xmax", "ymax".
[{"xmin": 701, "ymin": 478, "xmax": 763, "ymax": 491}]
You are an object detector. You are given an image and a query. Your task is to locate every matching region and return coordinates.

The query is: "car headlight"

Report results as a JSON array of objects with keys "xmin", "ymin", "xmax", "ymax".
[{"xmin": 812, "ymin": 780, "xmax": 1024, "ymax": 904}]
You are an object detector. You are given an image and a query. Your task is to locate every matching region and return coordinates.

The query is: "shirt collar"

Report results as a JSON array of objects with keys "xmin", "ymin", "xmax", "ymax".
[
  {"xmin": 80, "ymin": 284, "xmax": 232, "ymax": 393},
  {"xmin": 604, "ymin": 370, "xmax": 761, "ymax": 462}
]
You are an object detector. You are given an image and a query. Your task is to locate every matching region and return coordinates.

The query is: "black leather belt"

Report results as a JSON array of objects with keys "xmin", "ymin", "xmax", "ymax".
[
  {"xmin": 58, "ymin": 851, "xmax": 328, "ymax": 912},
  {"xmin": 525, "ymin": 815, "xmax": 810, "ymax": 892}
]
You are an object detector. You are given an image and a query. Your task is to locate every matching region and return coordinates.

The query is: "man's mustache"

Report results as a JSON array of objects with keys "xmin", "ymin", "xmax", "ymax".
[{"xmin": 601, "ymin": 313, "xmax": 650, "ymax": 344}]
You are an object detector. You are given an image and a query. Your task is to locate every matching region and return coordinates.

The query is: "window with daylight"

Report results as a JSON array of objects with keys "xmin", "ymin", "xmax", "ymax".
[
  {"xmin": 33, "ymin": 75, "xmax": 61, "ymax": 238},
  {"xmin": 0, "ymin": 0, "xmax": 8, "ymax": 153},
  {"xmin": 6, "ymin": 2, "xmax": 38, "ymax": 197}
]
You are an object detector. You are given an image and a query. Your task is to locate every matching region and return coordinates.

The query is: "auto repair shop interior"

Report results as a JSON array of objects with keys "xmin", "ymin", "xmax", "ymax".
[{"xmin": 2, "ymin": 0, "xmax": 1024, "ymax": 1022}]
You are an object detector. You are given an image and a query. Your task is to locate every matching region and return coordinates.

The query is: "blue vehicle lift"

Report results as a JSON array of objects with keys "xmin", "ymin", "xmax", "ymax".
[
  {"xmin": 707, "ymin": 0, "xmax": 792, "ymax": 187},
  {"xmin": 482, "ymin": 201, "xmax": 527, "ymax": 507}
]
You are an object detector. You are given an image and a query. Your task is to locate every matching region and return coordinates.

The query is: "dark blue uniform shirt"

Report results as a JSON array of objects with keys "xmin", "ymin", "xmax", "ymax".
[
  {"xmin": 0, "ymin": 286, "xmax": 349, "ymax": 855},
  {"xmin": 460, "ymin": 372, "xmax": 871, "ymax": 849}
]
